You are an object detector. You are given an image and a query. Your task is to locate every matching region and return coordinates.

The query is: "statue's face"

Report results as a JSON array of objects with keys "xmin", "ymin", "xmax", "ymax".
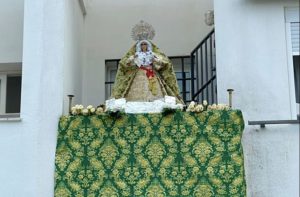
[{"xmin": 141, "ymin": 42, "xmax": 148, "ymax": 52}]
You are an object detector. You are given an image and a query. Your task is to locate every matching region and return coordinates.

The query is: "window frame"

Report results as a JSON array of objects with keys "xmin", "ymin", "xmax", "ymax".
[
  {"xmin": 0, "ymin": 71, "xmax": 22, "ymax": 117},
  {"xmin": 285, "ymin": 7, "xmax": 300, "ymax": 118},
  {"xmin": 0, "ymin": 74, "xmax": 7, "ymax": 115}
]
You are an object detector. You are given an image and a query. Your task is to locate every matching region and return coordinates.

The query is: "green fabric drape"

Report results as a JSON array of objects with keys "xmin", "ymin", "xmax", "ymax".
[{"xmin": 55, "ymin": 110, "xmax": 246, "ymax": 197}]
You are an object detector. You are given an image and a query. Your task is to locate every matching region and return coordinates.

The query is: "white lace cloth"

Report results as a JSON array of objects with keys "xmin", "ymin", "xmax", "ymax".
[
  {"xmin": 105, "ymin": 96, "xmax": 184, "ymax": 114},
  {"xmin": 134, "ymin": 51, "xmax": 154, "ymax": 67}
]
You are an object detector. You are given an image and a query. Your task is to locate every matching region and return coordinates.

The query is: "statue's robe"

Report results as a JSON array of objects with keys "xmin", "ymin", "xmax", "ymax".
[{"xmin": 111, "ymin": 42, "xmax": 184, "ymax": 105}]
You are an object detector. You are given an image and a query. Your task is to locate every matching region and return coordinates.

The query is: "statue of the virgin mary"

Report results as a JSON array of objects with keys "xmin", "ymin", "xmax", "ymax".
[{"xmin": 111, "ymin": 21, "xmax": 184, "ymax": 107}]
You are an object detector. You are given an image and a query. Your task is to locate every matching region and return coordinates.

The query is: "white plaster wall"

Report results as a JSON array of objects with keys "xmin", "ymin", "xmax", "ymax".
[
  {"xmin": 214, "ymin": 0, "xmax": 299, "ymax": 196},
  {"xmin": 63, "ymin": 0, "xmax": 85, "ymax": 114},
  {"xmin": 0, "ymin": 0, "xmax": 24, "ymax": 63},
  {"xmin": 0, "ymin": 0, "xmax": 64, "ymax": 196},
  {"xmin": 83, "ymin": 0, "xmax": 214, "ymax": 105},
  {"xmin": 0, "ymin": 0, "xmax": 84, "ymax": 196}
]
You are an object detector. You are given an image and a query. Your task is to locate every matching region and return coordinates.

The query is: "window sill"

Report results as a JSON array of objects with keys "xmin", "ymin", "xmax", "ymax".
[{"xmin": 0, "ymin": 114, "xmax": 21, "ymax": 122}]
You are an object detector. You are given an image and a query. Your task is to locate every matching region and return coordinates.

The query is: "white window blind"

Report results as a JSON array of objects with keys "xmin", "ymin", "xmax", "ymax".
[{"xmin": 291, "ymin": 22, "xmax": 300, "ymax": 53}]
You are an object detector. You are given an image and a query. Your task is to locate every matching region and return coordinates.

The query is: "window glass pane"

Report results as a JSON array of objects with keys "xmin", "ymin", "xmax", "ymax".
[
  {"xmin": 186, "ymin": 93, "xmax": 191, "ymax": 101},
  {"xmin": 105, "ymin": 61, "xmax": 118, "ymax": 81},
  {"xmin": 6, "ymin": 76, "xmax": 21, "ymax": 113},
  {"xmin": 175, "ymin": 72, "xmax": 182, "ymax": 79},
  {"xmin": 185, "ymin": 72, "xmax": 191, "ymax": 90},
  {"xmin": 110, "ymin": 70, "xmax": 117, "ymax": 82},
  {"xmin": 184, "ymin": 57, "xmax": 191, "ymax": 67},
  {"xmin": 106, "ymin": 61, "xmax": 118, "ymax": 67},
  {"xmin": 291, "ymin": 22, "xmax": 300, "ymax": 54},
  {"xmin": 170, "ymin": 58, "xmax": 181, "ymax": 71},
  {"xmin": 185, "ymin": 72, "xmax": 191, "ymax": 78},
  {"xmin": 105, "ymin": 60, "xmax": 118, "ymax": 99}
]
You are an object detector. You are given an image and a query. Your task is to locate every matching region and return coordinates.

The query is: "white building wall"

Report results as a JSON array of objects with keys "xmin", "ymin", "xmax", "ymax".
[
  {"xmin": 63, "ymin": 0, "xmax": 85, "ymax": 113},
  {"xmin": 214, "ymin": 0, "xmax": 299, "ymax": 196},
  {"xmin": 83, "ymin": 0, "xmax": 214, "ymax": 105},
  {"xmin": 2, "ymin": 0, "xmax": 297, "ymax": 196},
  {"xmin": 0, "ymin": 0, "xmax": 84, "ymax": 196},
  {"xmin": 0, "ymin": 0, "xmax": 24, "ymax": 63}
]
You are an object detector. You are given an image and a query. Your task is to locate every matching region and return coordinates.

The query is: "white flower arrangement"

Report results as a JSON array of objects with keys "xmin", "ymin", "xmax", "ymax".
[
  {"xmin": 215, "ymin": 104, "xmax": 230, "ymax": 110},
  {"xmin": 186, "ymin": 100, "xmax": 230, "ymax": 113},
  {"xmin": 186, "ymin": 101, "xmax": 204, "ymax": 112},
  {"xmin": 71, "ymin": 104, "xmax": 84, "ymax": 115},
  {"xmin": 96, "ymin": 106, "xmax": 104, "ymax": 115},
  {"xmin": 71, "ymin": 104, "xmax": 104, "ymax": 116},
  {"xmin": 69, "ymin": 100, "xmax": 230, "ymax": 116},
  {"xmin": 105, "ymin": 98, "xmax": 126, "ymax": 113}
]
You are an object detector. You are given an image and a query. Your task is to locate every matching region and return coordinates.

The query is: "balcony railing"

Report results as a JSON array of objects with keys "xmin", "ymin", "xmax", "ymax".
[
  {"xmin": 191, "ymin": 29, "xmax": 217, "ymax": 104},
  {"xmin": 248, "ymin": 118, "xmax": 300, "ymax": 128}
]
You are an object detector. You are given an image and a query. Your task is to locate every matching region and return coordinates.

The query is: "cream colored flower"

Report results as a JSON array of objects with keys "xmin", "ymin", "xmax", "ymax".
[
  {"xmin": 216, "ymin": 104, "xmax": 224, "ymax": 110},
  {"xmin": 71, "ymin": 109, "xmax": 77, "ymax": 115},
  {"xmin": 190, "ymin": 101, "xmax": 196, "ymax": 107},
  {"xmin": 78, "ymin": 105, "xmax": 84, "ymax": 109},
  {"xmin": 90, "ymin": 108, "xmax": 96, "ymax": 113},
  {"xmin": 187, "ymin": 101, "xmax": 197, "ymax": 112},
  {"xmin": 203, "ymin": 100, "xmax": 208, "ymax": 106},
  {"xmin": 82, "ymin": 109, "xmax": 88, "ymax": 115},
  {"xmin": 195, "ymin": 104, "xmax": 204, "ymax": 112},
  {"xmin": 216, "ymin": 104, "xmax": 230, "ymax": 110},
  {"xmin": 187, "ymin": 105, "xmax": 195, "ymax": 112},
  {"xmin": 72, "ymin": 105, "xmax": 83, "ymax": 114},
  {"xmin": 96, "ymin": 107, "xmax": 104, "ymax": 115},
  {"xmin": 211, "ymin": 104, "xmax": 217, "ymax": 110},
  {"xmin": 71, "ymin": 106, "xmax": 76, "ymax": 111},
  {"xmin": 87, "ymin": 105, "xmax": 93, "ymax": 110},
  {"xmin": 97, "ymin": 107, "xmax": 104, "ymax": 112}
]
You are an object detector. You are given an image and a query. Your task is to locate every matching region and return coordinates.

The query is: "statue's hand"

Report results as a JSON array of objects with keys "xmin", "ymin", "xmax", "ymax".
[
  {"xmin": 151, "ymin": 55, "xmax": 156, "ymax": 62},
  {"xmin": 153, "ymin": 56, "xmax": 163, "ymax": 70},
  {"xmin": 153, "ymin": 54, "xmax": 162, "ymax": 63},
  {"xmin": 154, "ymin": 64, "xmax": 162, "ymax": 71},
  {"xmin": 126, "ymin": 55, "xmax": 135, "ymax": 66},
  {"xmin": 129, "ymin": 55, "xmax": 135, "ymax": 61}
]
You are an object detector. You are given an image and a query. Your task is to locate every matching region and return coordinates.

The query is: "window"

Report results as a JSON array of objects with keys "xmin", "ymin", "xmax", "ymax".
[
  {"xmin": 285, "ymin": 7, "xmax": 300, "ymax": 117},
  {"xmin": 175, "ymin": 71, "xmax": 191, "ymax": 101},
  {"xmin": 293, "ymin": 56, "xmax": 299, "ymax": 103},
  {"xmin": 105, "ymin": 56, "xmax": 191, "ymax": 102},
  {"xmin": 170, "ymin": 56, "xmax": 191, "ymax": 102},
  {"xmin": 105, "ymin": 59, "xmax": 119, "ymax": 100},
  {"xmin": 0, "ymin": 63, "xmax": 22, "ymax": 117},
  {"xmin": 291, "ymin": 23, "xmax": 300, "ymax": 104}
]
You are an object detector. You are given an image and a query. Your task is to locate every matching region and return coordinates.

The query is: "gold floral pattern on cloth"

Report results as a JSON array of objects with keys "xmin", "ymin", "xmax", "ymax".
[
  {"xmin": 125, "ymin": 69, "xmax": 164, "ymax": 102},
  {"xmin": 55, "ymin": 110, "xmax": 246, "ymax": 197}
]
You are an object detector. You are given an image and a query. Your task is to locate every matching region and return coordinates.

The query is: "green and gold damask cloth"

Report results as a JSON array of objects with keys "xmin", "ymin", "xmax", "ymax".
[
  {"xmin": 55, "ymin": 110, "xmax": 246, "ymax": 196},
  {"xmin": 111, "ymin": 42, "xmax": 184, "ymax": 104}
]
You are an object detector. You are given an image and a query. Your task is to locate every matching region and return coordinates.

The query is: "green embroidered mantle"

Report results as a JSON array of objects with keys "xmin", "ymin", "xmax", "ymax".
[
  {"xmin": 111, "ymin": 42, "xmax": 184, "ymax": 104},
  {"xmin": 55, "ymin": 110, "xmax": 246, "ymax": 196}
]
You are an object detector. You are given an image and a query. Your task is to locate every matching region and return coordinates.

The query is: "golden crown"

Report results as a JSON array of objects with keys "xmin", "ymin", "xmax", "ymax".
[{"xmin": 131, "ymin": 20, "xmax": 155, "ymax": 41}]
